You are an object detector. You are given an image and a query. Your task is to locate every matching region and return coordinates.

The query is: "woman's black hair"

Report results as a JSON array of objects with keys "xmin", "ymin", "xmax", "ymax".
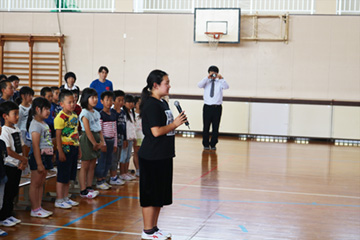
[
  {"xmin": 26, "ymin": 97, "xmax": 51, "ymax": 131},
  {"xmin": 123, "ymin": 94, "xmax": 135, "ymax": 123},
  {"xmin": 80, "ymin": 87, "xmax": 98, "ymax": 109},
  {"xmin": 64, "ymin": 72, "xmax": 76, "ymax": 83},
  {"xmin": 140, "ymin": 69, "xmax": 168, "ymax": 116}
]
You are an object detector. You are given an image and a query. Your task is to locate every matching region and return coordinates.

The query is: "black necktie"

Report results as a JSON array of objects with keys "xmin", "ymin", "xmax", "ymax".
[{"xmin": 210, "ymin": 79, "xmax": 215, "ymax": 98}]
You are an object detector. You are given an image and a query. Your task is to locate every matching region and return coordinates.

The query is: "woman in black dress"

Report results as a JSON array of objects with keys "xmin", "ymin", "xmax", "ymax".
[{"xmin": 138, "ymin": 70, "xmax": 187, "ymax": 240}]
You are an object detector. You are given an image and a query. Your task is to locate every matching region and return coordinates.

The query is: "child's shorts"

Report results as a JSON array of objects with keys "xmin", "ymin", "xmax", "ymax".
[
  {"xmin": 56, "ymin": 146, "xmax": 78, "ymax": 184},
  {"xmin": 29, "ymin": 153, "xmax": 54, "ymax": 171},
  {"xmin": 80, "ymin": 131, "xmax": 101, "ymax": 161}
]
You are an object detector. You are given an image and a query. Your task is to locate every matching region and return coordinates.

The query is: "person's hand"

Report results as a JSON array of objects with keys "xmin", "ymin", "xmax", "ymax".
[
  {"xmin": 58, "ymin": 150, "xmax": 66, "ymax": 162},
  {"xmin": 37, "ymin": 164, "xmax": 45, "ymax": 174},
  {"xmin": 113, "ymin": 146, "xmax": 117, "ymax": 153},
  {"xmin": 173, "ymin": 111, "xmax": 188, "ymax": 128},
  {"xmin": 18, "ymin": 162, "xmax": 27, "ymax": 170},
  {"xmin": 123, "ymin": 140, "xmax": 128, "ymax": 149},
  {"xmin": 101, "ymin": 145, "xmax": 107, "ymax": 152},
  {"xmin": 217, "ymin": 73, "xmax": 223, "ymax": 79}
]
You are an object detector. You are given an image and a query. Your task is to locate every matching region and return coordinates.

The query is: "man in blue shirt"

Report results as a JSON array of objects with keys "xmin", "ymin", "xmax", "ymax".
[{"xmin": 90, "ymin": 66, "xmax": 113, "ymax": 111}]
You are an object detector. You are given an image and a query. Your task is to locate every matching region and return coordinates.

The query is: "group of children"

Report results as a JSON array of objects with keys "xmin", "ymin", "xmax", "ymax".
[{"xmin": 0, "ymin": 73, "xmax": 143, "ymax": 237}]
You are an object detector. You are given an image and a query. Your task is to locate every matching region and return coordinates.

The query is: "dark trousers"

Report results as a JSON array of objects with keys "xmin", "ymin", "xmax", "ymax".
[
  {"xmin": 0, "ymin": 166, "xmax": 21, "ymax": 220},
  {"xmin": 202, "ymin": 104, "xmax": 222, "ymax": 148}
]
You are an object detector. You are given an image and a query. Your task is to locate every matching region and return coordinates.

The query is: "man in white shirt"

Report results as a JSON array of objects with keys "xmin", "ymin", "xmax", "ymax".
[{"xmin": 197, "ymin": 66, "xmax": 229, "ymax": 150}]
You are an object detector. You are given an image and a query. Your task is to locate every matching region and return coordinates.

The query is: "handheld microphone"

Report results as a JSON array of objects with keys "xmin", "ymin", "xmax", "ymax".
[{"xmin": 174, "ymin": 100, "xmax": 190, "ymax": 129}]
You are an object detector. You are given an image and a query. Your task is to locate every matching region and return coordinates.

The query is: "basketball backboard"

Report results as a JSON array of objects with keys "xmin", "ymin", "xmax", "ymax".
[{"xmin": 194, "ymin": 8, "xmax": 241, "ymax": 43}]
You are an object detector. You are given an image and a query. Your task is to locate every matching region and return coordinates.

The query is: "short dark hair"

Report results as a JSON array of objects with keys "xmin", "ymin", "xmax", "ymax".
[
  {"xmin": 8, "ymin": 75, "xmax": 20, "ymax": 82},
  {"xmin": 113, "ymin": 90, "xmax": 125, "ymax": 99},
  {"xmin": 51, "ymin": 86, "xmax": 59, "ymax": 92},
  {"xmin": 208, "ymin": 65, "xmax": 219, "ymax": 73},
  {"xmin": 71, "ymin": 89, "xmax": 80, "ymax": 96},
  {"xmin": 0, "ymin": 101, "xmax": 19, "ymax": 117},
  {"xmin": 98, "ymin": 66, "xmax": 109, "ymax": 73},
  {"xmin": 40, "ymin": 87, "xmax": 52, "ymax": 97},
  {"xmin": 0, "ymin": 80, "xmax": 12, "ymax": 92},
  {"xmin": 101, "ymin": 91, "xmax": 115, "ymax": 100},
  {"xmin": 20, "ymin": 86, "xmax": 34, "ymax": 97},
  {"xmin": 59, "ymin": 89, "xmax": 73, "ymax": 103},
  {"xmin": 125, "ymin": 94, "xmax": 134, "ymax": 103},
  {"xmin": 80, "ymin": 88, "xmax": 97, "ymax": 109},
  {"xmin": 0, "ymin": 74, "xmax": 7, "ymax": 81},
  {"xmin": 64, "ymin": 72, "xmax": 76, "ymax": 83}
]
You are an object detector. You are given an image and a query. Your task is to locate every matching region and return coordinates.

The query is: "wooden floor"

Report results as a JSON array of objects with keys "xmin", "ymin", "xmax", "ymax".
[{"xmin": 3, "ymin": 136, "xmax": 360, "ymax": 240}]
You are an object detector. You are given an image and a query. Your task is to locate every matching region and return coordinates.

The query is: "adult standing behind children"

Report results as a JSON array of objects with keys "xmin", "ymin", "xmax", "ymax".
[
  {"xmin": 138, "ymin": 70, "xmax": 187, "ymax": 240},
  {"xmin": 197, "ymin": 65, "xmax": 229, "ymax": 151},
  {"xmin": 90, "ymin": 66, "xmax": 113, "ymax": 111},
  {"xmin": 60, "ymin": 72, "xmax": 80, "ymax": 92}
]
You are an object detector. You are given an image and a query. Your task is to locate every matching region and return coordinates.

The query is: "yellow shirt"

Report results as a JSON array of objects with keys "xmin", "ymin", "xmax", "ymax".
[{"xmin": 54, "ymin": 110, "xmax": 79, "ymax": 146}]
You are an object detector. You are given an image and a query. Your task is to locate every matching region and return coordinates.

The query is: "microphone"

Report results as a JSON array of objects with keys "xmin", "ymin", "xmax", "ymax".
[{"xmin": 174, "ymin": 100, "xmax": 190, "ymax": 129}]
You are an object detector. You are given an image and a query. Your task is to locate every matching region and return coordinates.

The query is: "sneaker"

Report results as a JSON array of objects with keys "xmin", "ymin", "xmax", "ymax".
[
  {"xmin": 31, "ymin": 209, "xmax": 50, "ymax": 218},
  {"xmin": 141, "ymin": 231, "xmax": 167, "ymax": 240},
  {"xmin": 110, "ymin": 176, "xmax": 125, "ymax": 185},
  {"xmin": 96, "ymin": 182, "xmax": 109, "ymax": 190},
  {"xmin": 7, "ymin": 216, "xmax": 21, "ymax": 224},
  {"xmin": 64, "ymin": 197, "xmax": 79, "ymax": 206},
  {"xmin": 87, "ymin": 188, "xmax": 100, "ymax": 196},
  {"xmin": 80, "ymin": 191, "xmax": 98, "ymax": 199},
  {"xmin": 120, "ymin": 174, "xmax": 133, "ymax": 181},
  {"xmin": 126, "ymin": 173, "xmax": 136, "ymax": 180},
  {"xmin": 210, "ymin": 146, "xmax": 216, "ymax": 150},
  {"xmin": 55, "ymin": 200, "xmax": 72, "ymax": 209},
  {"xmin": 203, "ymin": 147, "xmax": 210, "ymax": 150},
  {"xmin": 156, "ymin": 229, "xmax": 172, "ymax": 239},
  {"xmin": 104, "ymin": 182, "xmax": 112, "ymax": 188},
  {"xmin": 0, "ymin": 219, "xmax": 16, "ymax": 227},
  {"xmin": 0, "ymin": 229, "xmax": 7, "ymax": 236},
  {"xmin": 135, "ymin": 169, "xmax": 140, "ymax": 177},
  {"xmin": 40, "ymin": 208, "xmax": 53, "ymax": 216}
]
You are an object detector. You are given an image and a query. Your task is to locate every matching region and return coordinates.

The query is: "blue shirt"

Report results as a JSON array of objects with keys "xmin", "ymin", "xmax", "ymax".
[
  {"xmin": 90, "ymin": 79, "xmax": 113, "ymax": 110},
  {"xmin": 79, "ymin": 109, "xmax": 101, "ymax": 132}
]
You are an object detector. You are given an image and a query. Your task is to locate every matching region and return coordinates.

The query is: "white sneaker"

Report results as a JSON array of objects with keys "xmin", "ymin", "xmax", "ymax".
[
  {"xmin": 0, "ymin": 229, "xmax": 7, "ymax": 236},
  {"xmin": 0, "ymin": 219, "xmax": 16, "ymax": 227},
  {"xmin": 41, "ymin": 208, "xmax": 53, "ymax": 216},
  {"xmin": 121, "ymin": 174, "xmax": 133, "ymax": 181},
  {"xmin": 64, "ymin": 197, "xmax": 79, "ymax": 206},
  {"xmin": 157, "ymin": 229, "xmax": 172, "ymax": 239},
  {"xmin": 88, "ymin": 188, "xmax": 100, "ymax": 196},
  {"xmin": 80, "ymin": 191, "xmax": 98, "ymax": 199},
  {"xmin": 141, "ymin": 231, "xmax": 167, "ymax": 240},
  {"xmin": 31, "ymin": 209, "xmax": 50, "ymax": 218},
  {"xmin": 135, "ymin": 169, "xmax": 140, "ymax": 177},
  {"xmin": 110, "ymin": 176, "xmax": 125, "ymax": 185},
  {"xmin": 104, "ymin": 182, "xmax": 112, "ymax": 188},
  {"xmin": 55, "ymin": 200, "xmax": 72, "ymax": 209},
  {"xmin": 7, "ymin": 216, "xmax": 21, "ymax": 224},
  {"xmin": 96, "ymin": 182, "xmax": 109, "ymax": 190},
  {"xmin": 127, "ymin": 173, "xmax": 136, "ymax": 180}
]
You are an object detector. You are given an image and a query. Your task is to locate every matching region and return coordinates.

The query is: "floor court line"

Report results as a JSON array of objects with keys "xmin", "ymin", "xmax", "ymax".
[
  {"xmin": 34, "ymin": 197, "xmax": 123, "ymax": 240},
  {"xmin": 173, "ymin": 183, "xmax": 360, "ymax": 199}
]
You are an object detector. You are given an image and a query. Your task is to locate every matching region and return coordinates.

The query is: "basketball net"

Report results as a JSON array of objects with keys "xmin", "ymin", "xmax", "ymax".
[{"xmin": 205, "ymin": 32, "xmax": 223, "ymax": 50}]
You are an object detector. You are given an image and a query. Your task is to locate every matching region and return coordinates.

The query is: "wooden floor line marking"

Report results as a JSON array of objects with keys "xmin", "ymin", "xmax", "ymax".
[
  {"xmin": 173, "ymin": 183, "xmax": 360, "ymax": 199},
  {"xmin": 21, "ymin": 223, "xmax": 141, "ymax": 236}
]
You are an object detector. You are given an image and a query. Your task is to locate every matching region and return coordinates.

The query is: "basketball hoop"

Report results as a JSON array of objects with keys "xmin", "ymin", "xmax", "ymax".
[{"xmin": 205, "ymin": 32, "xmax": 224, "ymax": 49}]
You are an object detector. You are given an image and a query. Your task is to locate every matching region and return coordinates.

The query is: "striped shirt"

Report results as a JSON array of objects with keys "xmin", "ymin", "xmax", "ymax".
[{"xmin": 100, "ymin": 110, "xmax": 117, "ymax": 146}]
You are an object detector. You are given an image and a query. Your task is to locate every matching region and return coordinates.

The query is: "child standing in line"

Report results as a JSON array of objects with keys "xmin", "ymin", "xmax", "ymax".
[
  {"xmin": 0, "ymin": 139, "xmax": 8, "ymax": 236},
  {"xmin": 133, "ymin": 96, "xmax": 144, "ymax": 177},
  {"xmin": 17, "ymin": 86, "xmax": 34, "ymax": 157},
  {"xmin": 54, "ymin": 90, "xmax": 80, "ymax": 209},
  {"xmin": 95, "ymin": 91, "xmax": 117, "ymax": 189},
  {"xmin": 8, "ymin": 76, "xmax": 20, "ymax": 102},
  {"xmin": 109, "ymin": 90, "xmax": 126, "ymax": 186},
  {"xmin": 51, "ymin": 86, "xmax": 62, "ymax": 118},
  {"xmin": 41, "ymin": 87, "xmax": 55, "ymax": 138},
  {"xmin": 0, "ymin": 101, "xmax": 28, "ymax": 227},
  {"xmin": 78, "ymin": 88, "xmax": 103, "ymax": 198},
  {"xmin": 119, "ymin": 94, "xmax": 136, "ymax": 181},
  {"xmin": 26, "ymin": 98, "xmax": 54, "ymax": 218},
  {"xmin": 0, "ymin": 80, "xmax": 14, "ymax": 104}
]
